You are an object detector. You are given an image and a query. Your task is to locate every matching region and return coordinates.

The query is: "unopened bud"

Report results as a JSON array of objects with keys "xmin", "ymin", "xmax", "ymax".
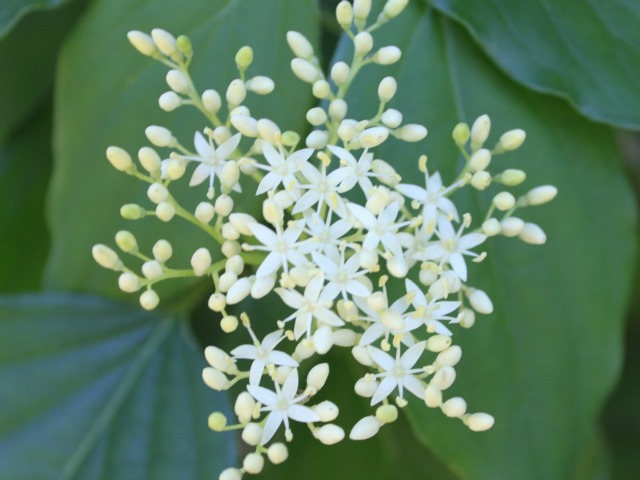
[
  {"xmin": 106, "ymin": 146, "xmax": 133, "ymax": 171},
  {"xmin": 519, "ymin": 223, "xmax": 547, "ymax": 244},
  {"xmin": 287, "ymin": 31, "xmax": 314, "ymax": 59},
  {"xmin": 127, "ymin": 31, "xmax": 156, "ymax": 56},
  {"xmin": 526, "ymin": 185, "xmax": 557, "ymax": 205},
  {"xmin": 349, "ymin": 415, "xmax": 380, "ymax": 440}
]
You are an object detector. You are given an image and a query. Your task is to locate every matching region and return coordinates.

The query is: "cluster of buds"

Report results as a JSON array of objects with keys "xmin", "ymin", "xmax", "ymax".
[{"xmin": 94, "ymin": 1, "xmax": 557, "ymax": 478}]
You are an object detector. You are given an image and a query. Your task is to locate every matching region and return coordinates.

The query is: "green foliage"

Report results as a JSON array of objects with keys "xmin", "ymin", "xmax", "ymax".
[
  {"xmin": 0, "ymin": 293, "xmax": 235, "ymax": 479},
  {"xmin": 429, "ymin": 0, "xmax": 640, "ymax": 130},
  {"xmin": 0, "ymin": 0, "xmax": 639, "ymax": 478}
]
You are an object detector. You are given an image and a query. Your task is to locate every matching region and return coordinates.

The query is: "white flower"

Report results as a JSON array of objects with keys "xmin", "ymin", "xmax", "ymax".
[
  {"xmin": 247, "ymin": 369, "xmax": 320, "ymax": 444},
  {"xmin": 396, "ymin": 171, "xmax": 458, "ymax": 225},
  {"xmin": 231, "ymin": 330, "xmax": 298, "ymax": 385},
  {"xmin": 300, "ymin": 210, "xmax": 353, "ymax": 255},
  {"xmin": 348, "ymin": 202, "xmax": 407, "ymax": 258},
  {"xmin": 405, "ymin": 279, "xmax": 460, "ymax": 335},
  {"xmin": 275, "ymin": 273, "xmax": 344, "ymax": 339},
  {"xmin": 247, "ymin": 221, "xmax": 307, "ymax": 278},
  {"xmin": 184, "ymin": 131, "xmax": 241, "ymax": 196},
  {"xmin": 327, "ymin": 145, "xmax": 375, "ymax": 196},
  {"xmin": 256, "ymin": 142, "xmax": 313, "ymax": 195},
  {"xmin": 312, "ymin": 245, "xmax": 371, "ymax": 300},
  {"xmin": 416, "ymin": 216, "xmax": 486, "ymax": 282},
  {"xmin": 368, "ymin": 342, "xmax": 427, "ymax": 405},
  {"xmin": 354, "ymin": 294, "xmax": 421, "ymax": 347},
  {"xmin": 293, "ymin": 161, "xmax": 351, "ymax": 216}
]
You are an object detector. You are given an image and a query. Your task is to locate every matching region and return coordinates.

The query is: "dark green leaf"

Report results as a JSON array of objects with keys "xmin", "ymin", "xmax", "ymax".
[
  {"xmin": 0, "ymin": 0, "xmax": 87, "ymax": 142},
  {"xmin": 0, "ymin": 293, "xmax": 235, "ymax": 479},
  {"xmin": 0, "ymin": 101, "xmax": 51, "ymax": 292},
  {"xmin": 44, "ymin": 0, "xmax": 319, "ymax": 309},
  {"xmin": 431, "ymin": 0, "xmax": 640, "ymax": 130},
  {"xmin": 334, "ymin": 3, "xmax": 636, "ymax": 479},
  {"xmin": 0, "ymin": 0, "xmax": 74, "ymax": 36}
]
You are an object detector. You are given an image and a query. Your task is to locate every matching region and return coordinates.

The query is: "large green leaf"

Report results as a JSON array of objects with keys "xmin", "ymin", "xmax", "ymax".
[
  {"xmin": 334, "ymin": 2, "xmax": 636, "ymax": 479},
  {"xmin": 0, "ymin": 0, "xmax": 74, "ymax": 36},
  {"xmin": 430, "ymin": 0, "xmax": 640, "ymax": 130},
  {"xmin": 44, "ymin": 0, "xmax": 319, "ymax": 309},
  {"xmin": 0, "ymin": 0, "xmax": 87, "ymax": 143},
  {"xmin": 0, "ymin": 102, "xmax": 51, "ymax": 292},
  {"xmin": 0, "ymin": 293, "xmax": 235, "ymax": 479}
]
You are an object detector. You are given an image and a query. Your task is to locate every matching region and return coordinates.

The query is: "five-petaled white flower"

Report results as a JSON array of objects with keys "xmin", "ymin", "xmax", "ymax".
[
  {"xmin": 368, "ymin": 341, "xmax": 427, "ymax": 405},
  {"xmin": 311, "ymin": 245, "xmax": 371, "ymax": 300},
  {"xmin": 348, "ymin": 202, "xmax": 408, "ymax": 258},
  {"xmin": 247, "ymin": 368, "xmax": 320, "ymax": 444},
  {"xmin": 276, "ymin": 273, "xmax": 345, "ymax": 339},
  {"xmin": 327, "ymin": 145, "xmax": 375, "ymax": 197},
  {"xmin": 256, "ymin": 142, "xmax": 314, "ymax": 195},
  {"xmin": 405, "ymin": 279, "xmax": 460, "ymax": 335},
  {"xmin": 416, "ymin": 216, "xmax": 486, "ymax": 282},
  {"xmin": 247, "ymin": 221, "xmax": 307, "ymax": 278},
  {"xmin": 231, "ymin": 330, "xmax": 298, "ymax": 385},
  {"xmin": 396, "ymin": 171, "xmax": 459, "ymax": 225},
  {"xmin": 184, "ymin": 131, "xmax": 241, "ymax": 197}
]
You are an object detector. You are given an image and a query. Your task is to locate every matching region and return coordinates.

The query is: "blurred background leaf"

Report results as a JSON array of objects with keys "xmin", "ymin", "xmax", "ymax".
[
  {"xmin": 0, "ymin": 293, "xmax": 235, "ymax": 480},
  {"xmin": 43, "ymin": 0, "xmax": 319, "ymax": 311},
  {"xmin": 332, "ymin": 1, "xmax": 637, "ymax": 478},
  {"xmin": 429, "ymin": 0, "xmax": 640, "ymax": 130},
  {"xmin": 0, "ymin": 0, "xmax": 76, "ymax": 37}
]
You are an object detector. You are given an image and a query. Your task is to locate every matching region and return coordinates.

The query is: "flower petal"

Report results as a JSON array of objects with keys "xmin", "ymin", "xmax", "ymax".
[
  {"xmin": 261, "ymin": 411, "xmax": 284, "ymax": 445},
  {"xmin": 371, "ymin": 376, "xmax": 397, "ymax": 405}
]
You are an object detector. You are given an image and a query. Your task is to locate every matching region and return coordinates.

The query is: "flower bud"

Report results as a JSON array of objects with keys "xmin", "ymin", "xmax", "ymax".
[
  {"xmin": 383, "ymin": 0, "xmax": 409, "ymax": 18},
  {"xmin": 397, "ymin": 124, "xmax": 427, "ymax": 142},
  {"xmin": 221, "ymin": 240, "xmax": 241, "ymax": 258},
  {"xmin": 377, "ymin": 76, "xmax": 397, "ymax": 103},
  {"xmin": 120, "ymin": 203, "xmax": 144, "ymax": 219},
  {"xmin": 208, "ymin": 293, "xmax": 226, "ymax": 312},
  {"xmin": 468, "ymin": 412, "xmax": 495, "ymax": 432},
  {"xmin": 352, "ymin": 346, "xmax": 374, "ymax": 366},
  {"xmin": 243, "ymin": 453, "xmax": 264, "ymax": 475},
  {"xmin": 176, "ymin": 35, "xmax": 192, "ymax": 55},
  {"xmin": 202, "ymin": 367, "xmax": 229, "ymax": 390},
  {"xmin": 142, "ymin": 260, "xmax": 163, "ymax": 280},
  {"xmin": 375, "ymin": 404, "xmax": 398, "ymax": 424},
  {"xmin": 436, "ymin": 345, "xmax": 462, "ymax": 367},
  {"xmin": 257, "ymin": 118, "xmax": 280, "ymax": 144},
  {"xmin": 247, "ymin": 76, "xmax": 275, "ymax": 95},
  {"xmin": 234, "ymin": 391, "xmax": 256, "ymax": 423},
  {"xmin": 316, "ymin": 424, "xmax": 345, "ymax": 445},
  {"xmin": 460, "ymin": 308, "xmax": 475, "ymax": 328},
  {"xmin": 230, "ymin": 115, "xmax": 258, "ymax": 137},
  {"xmin": 115, "ymin": 230, "xmax": 137, "ymax": 253},
  {"xmin": 202, "ymin": 89, "xmax": 221, "ymax": 113},
  {"xmin": 307, "ymin": 363, "xmax": 330, "ymax": 391},
  {"xmin": 191, "ymin": 248, "xmax": 212, "ymax": 276},
  {"xmin": 235, "ymin": 45, "xmax": 253, "ymax": 69},
  {"xmin": 424, "ymin": 384, "xmax": 442, "ymax": 407},
  {"xmin": 526, "ymin": 185, "xmax": 557, "ymax": 205},
  {"xmin": 118, "ymin": 272, "xmax": 141, "ymax": 293},
  {"xmin": 519, "ymin": 223, "xmax": 547, "ymax": 244},
  {"xmin": 219, "ymin": 468, "xmax": 242, "ymax": 480},
  {"xmin": 381, "ymin": 109, "xmax": 402, "ymax": 128},
  {"xmin": 336, "ymin": 1, "xmax": 354, "ymax": 27},
  {"xmin": 205, "ymin": 345, "xmax": 233, "ymax": 372},
  {"xmin": 452, "ymin": 122, "xmax": 470, "ymax": 145},
  {"xmin": 155, "ymin": 202, "xmax": 175, "ymax": 222},
  {"xmin": 229, "ymin": 213, "xmax": 257, "ymax": 235},
  {"xmin": 469, "ymin": 289, "xmax": 493, "ymax": 314},
  {"xmin": 329, "ymin": 99, "xmax": 347, "ymax": 121},
  {"xmin": 127, "ymin": 31, "xmax": 156, "ymax": 56},
  {"xmin": 493, "ymin": 191, "xmax": 516, "ymax": 211},
  {"xmin": 92, "ymin": 244, "xmax": 121, "ymax": 270},
  {"xmin": 291, "ymin": 58, "xmax": 318, "ymax": 83},
  {"xmin": 469, "ymin": 148, "xmax": 491, "ymax": 172},
  {"xmin": 354, "ymin": 377, "xmax": 378, "ymax": 397},
  {"xmin": 359, "ymin": 126, "xmax": 389, "ymax": 148},
  {"xmin": 208, "ymin": 412, "xmax": 227, "ymax": 432},
  {"xmin": 251, "ymin": 274, "xmax": 276, "ymax": 298},
  {"xmin": 306, "ymin": 130, "xmax": 329, "ymax": 149},
  {"xmin": 306, "ymin": 107, "xmax": 327, "ymax": 126},
  {"xmin": 373, "ymin": 46, "xmax": 401, "ymax": 65},
  {"xmin": 349, "ymin": 415, "xmax": 380, "ymax": 440},
  {"xmin": 353, "ymin": 0, "xmax": 372, "ymax": 20},
  {"xmin": 226, "ymin": 276, "xmax": 253, "ymax": 305},
  {"xmin": 354, "ymin": 32, "xmax": 373, "ymax": 55},
  {"xmin": 470, "ymin": 114, "xmax": 491, "ymax": 149},
  {"xmin": 499, "ymin": 129, "xmax": 526, "ymax": 151},
  {"xmin": 313, "ymin": 325, "xmax": 334, "ymax": 355},
  {"xmin": 106, "ymin": 146, "xmax": 133, "ymax": 171},
  {"xmin": 195, "ymin": 202, "xmax": 215, "ymax": 224},
  {"xmin": 158, "ymin": 91, "xmax": 181, "ymax": 112},
  {"xmin": 312, "ymin": 401, "xmax": 339, "ymax": 424},
  {"xmin": 471, "ymin": 171, "xmax": 491, "ymax": 190},
  {"xmin": 219, "ymin": 271, "xmax": 238, "ymax": 292},
  {"xmin": 426, "ymin": 335, "xmax": 451, "ymax": 353},
  {"xmin": 226, "ymin": 79, "xmax": 246, "ymax": 105},
  {"xmin": 312, "ymin": 79, "xmax": 331, "ymax": 98},
  {"xmin": 431, "ymin": 366, "xmax": 456, "ymax": 390},
  {"xmin": 443, "ymin": 397, "xmax": 467, "ymax": 417},
  {"xmin": 267, "ymin": 443, "xmax": 288, "ymax": 464},
  {"xmin": 145, "ymin": 125, "xmax": 173, "ymax": 147},
  {"xmin": 500, "ymin": 168, "xmax": 526, "ymax": 186},
  {"xmin": 138, "ymin": 147, "xmax": 161, "ymax": 173},
  {"xmin": 166, "ymin": 69, "xmax": 189, "ymax": 94},
  {"xmin": 287, "ymin": 31, "xmax": 314, "ymax": 58},
  {"xmin": 139, "ymin": 289, "xmax": 159, "ymax": 310},
  {"xmin": 151, "ymin": 28, "xmax": 177, "ymax": 56},
  {"xmin": 242, "ymin": 423, "xmax": 262, "ymax": 446},
  {"xmin": 482, "ymin": 218, "xmax": 501, "ymax": 236},
  {"xmin": 500, "ymin": 217, "xmax": 525, "ymax": 237}
]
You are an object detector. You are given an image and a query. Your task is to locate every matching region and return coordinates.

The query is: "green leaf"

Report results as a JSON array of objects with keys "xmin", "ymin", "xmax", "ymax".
[
  {"xmin": 430, "ymin": 0, "xmax": 640, "ymax": 130},
  {"xmin": 0, "ymin": 0, "xmax": 74, "ymax": 36},
  {"xmin": 0, "ymin": 293, "xmax": 235, "ymax": 479},
  {"xmin": 0, "ymin": 101, "xmax": 52, "ymax": 292},
  {"xmin": 0, "ymin": 0, "xmax": 87, "ymax": 142},
  {"xmin": 333, "ymin": 3, "xmax": 637, "ymax": 479},
  {"xmin": 44, "ymin": 0, "xmax": 319, "ymax": 309}
]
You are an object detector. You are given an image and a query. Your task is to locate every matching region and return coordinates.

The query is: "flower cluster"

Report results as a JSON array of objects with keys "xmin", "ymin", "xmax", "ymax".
[{"xmin": 92, "ymin": 1, "xmax": 557, "ymax": 478}]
